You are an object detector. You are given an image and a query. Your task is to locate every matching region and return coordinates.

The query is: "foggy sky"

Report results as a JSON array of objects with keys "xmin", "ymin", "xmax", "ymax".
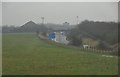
[{"xmin": 2, "ymin": 2, "xmax": 118, "ymax": 26}]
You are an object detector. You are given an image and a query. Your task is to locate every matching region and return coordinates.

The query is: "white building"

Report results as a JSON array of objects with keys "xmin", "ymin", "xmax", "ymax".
[
  {"xmin": 55, "ymin": 32, "xmax": 69, "ymax": 44},
  {"xmin": 48, "ymin": 31, "xmax": 69, "ymax": 45}
]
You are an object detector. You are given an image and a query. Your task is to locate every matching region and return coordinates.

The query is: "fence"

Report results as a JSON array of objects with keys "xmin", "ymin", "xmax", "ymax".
[
  {"xmin": 37, "ymin": 33, "xmax": 118, "ymax": 56},
  {"xmin": 79, "ymin": 47, "xmax": 118, "ymax": 56}
]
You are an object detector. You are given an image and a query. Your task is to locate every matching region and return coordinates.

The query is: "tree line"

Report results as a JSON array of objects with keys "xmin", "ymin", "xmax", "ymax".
[{"xmin": 67, "ymin": 20, "xmax": 118, "ymax": 51}]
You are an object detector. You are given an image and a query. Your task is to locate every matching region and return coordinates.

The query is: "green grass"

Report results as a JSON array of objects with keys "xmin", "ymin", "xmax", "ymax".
[
  {"xmin": 0, "ymin": 34, "xmax": 2, "ymax": 75},
  {"xmin": 2, "ymin": 33, "xmax": 118, "ymax": 75}
]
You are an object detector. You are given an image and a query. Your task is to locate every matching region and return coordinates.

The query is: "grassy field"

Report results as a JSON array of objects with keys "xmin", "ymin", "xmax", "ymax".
[
  {"xmin": 0, "ymin": 34, "xmax": 2, "ymax": 75},
  {"xmin": 2, "ymin": 33, "xmax": 118, "ymax": 75}
]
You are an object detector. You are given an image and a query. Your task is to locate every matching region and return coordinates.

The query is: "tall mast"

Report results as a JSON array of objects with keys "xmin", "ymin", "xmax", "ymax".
[{"xmin": 41, "ymin": 17, "xmax": 44, "ymax": 24}]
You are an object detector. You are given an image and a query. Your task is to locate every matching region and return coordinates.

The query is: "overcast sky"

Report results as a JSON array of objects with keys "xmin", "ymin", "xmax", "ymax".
[{"xmin": 2, "ymin": 2, "xmax": 118, "ymax": 26}]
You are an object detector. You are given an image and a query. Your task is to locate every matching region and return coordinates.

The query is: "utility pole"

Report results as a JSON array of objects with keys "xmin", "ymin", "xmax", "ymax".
[
  {"xmin": 76, "ymin": 16, "xmax": 79, "ymax": 25},
  {"xmin": 41, "ymin": 17, "xmax": 44, "ymax": 24}
]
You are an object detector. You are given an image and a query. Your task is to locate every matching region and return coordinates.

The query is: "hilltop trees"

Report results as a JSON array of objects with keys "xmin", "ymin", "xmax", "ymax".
[
  {"xmin": 77, "ymin": 20, "xmax": 118, "ymax": 45},
  {"xmin": 67, "ymin": 20, "xmax": 118, "ymax": 50},
  {"xmin": 67, "ymin": 28, "xmax": 83, "ymax": 46},
  {"xmin": 2, "ymin": 21, "xmax": 48, "ymax": 33},
  {"xmin": 2, "ymin": 25, "xmax": 16, "ymax": 33}
]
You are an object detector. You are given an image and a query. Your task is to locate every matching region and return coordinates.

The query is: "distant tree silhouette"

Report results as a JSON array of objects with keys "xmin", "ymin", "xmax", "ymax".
[
  {"xmin": 2, "ymin": 21, "xmax": 48, "ymax": 33},
  {"xmin": 77, "ymin": 20, "xmax": 118, "ymax": 45},
  {"xmin": 67, "ymin": 28, "xmax": 82, "ymax": 46},
  {"xmin": 67, "ymin": 20, "xmax": 118, "ymax": 50}
]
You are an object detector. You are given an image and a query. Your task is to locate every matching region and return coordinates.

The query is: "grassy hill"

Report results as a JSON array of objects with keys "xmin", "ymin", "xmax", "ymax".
[{"xmin": 2, "ymin": 33, "xmax": 118, "ymax": 75}]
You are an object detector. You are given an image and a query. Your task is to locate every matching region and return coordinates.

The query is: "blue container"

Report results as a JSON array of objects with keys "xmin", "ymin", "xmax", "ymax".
[{"xmin": 48, "ymin": 32, "xmax": 55, "ymax": 40}]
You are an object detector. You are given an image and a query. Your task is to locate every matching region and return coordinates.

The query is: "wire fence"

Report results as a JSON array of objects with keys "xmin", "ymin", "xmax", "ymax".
[{"xmin": 79, "ymin": 47, "xmax": 118, "ymax": 56}]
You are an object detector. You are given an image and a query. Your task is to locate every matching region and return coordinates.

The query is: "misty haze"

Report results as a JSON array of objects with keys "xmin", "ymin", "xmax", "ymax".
[{"xmin": 2, "ymin": 2, "xmax": 118, "ymax": 75}]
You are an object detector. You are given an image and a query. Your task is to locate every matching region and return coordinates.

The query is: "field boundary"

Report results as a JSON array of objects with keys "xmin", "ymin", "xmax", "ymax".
[{"xmin": 37, "ymin": 33, "xmax": 118, "ymax": 56}]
